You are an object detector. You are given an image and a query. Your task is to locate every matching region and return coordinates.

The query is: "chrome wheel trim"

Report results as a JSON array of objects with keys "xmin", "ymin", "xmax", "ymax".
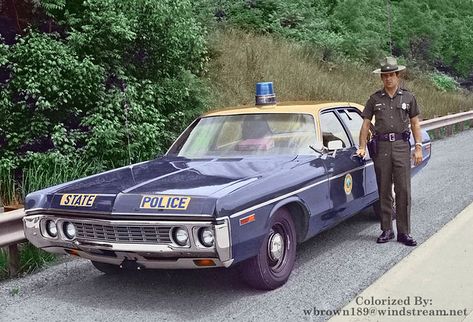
[{"xmin": 268, "ymin": 232, "xmax": 284, "ymax": 261}]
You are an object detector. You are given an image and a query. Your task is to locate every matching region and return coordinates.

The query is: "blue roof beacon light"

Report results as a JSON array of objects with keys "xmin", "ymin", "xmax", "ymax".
[{"xmin": 255, "ymin": 82, "xmax": 277, "ymax": 106}]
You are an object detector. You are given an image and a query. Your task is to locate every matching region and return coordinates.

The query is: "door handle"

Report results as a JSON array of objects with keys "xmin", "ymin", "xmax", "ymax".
[{"xmin": 351, "ymin": 153, "xmax": 365, "ymax": 163}]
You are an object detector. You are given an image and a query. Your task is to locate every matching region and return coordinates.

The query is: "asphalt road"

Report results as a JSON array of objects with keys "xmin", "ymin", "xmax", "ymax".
[{"xmin": 1, "ymin": 130, "xmax": 473, "ymax": 322}]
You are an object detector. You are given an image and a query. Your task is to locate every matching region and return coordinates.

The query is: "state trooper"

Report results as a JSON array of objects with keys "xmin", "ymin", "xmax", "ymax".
[{"xmin": 356, "ymin": 57, "xmax": 423, "ymax": 246}]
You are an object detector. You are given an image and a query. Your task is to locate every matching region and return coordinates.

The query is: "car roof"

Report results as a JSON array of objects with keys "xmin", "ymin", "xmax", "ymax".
[{"xmin": 203, "ymin": 101, "xmax": 365, "ymax": 118}]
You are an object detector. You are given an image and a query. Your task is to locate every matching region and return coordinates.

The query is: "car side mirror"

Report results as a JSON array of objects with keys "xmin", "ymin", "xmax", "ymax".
[{"xmin": 327, "ymin": 140, "xmax": 343, "ymax": 151}]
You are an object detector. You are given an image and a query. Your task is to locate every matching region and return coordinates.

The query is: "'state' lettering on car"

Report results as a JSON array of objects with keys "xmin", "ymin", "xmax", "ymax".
[
  {"xmin": 60, "ymin": 194, "xmax": 97, "ymax": 207},
  {"xmin": 140, "ymin": 195, "xmax": 191, "ymax": 210}
]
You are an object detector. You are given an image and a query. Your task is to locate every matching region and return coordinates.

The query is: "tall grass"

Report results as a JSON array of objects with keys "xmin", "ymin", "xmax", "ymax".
[
  {"xmin": 0, "ymin": 244, "xmax": 57, "ymax": 281},
  {"xmin": 20, "ymin": 157, "xmax": 104, "ymax": 200},
  {"xmin": 0, "ymin": 156, "xmax": 103, "ymax": 206},
  {"xmin": 0, "ymin": 167, "xmax": 21, "ymax": 206},
  {"xmin": 19, "ymin": 243, "xmax": 56, "ymax": 274},
  {"xmin": 0, "ymin": 249, "xmax": 8, "ymax": 280},
  {"xmin": 207, "ymin": 29, "xmax": 473, "ymax": 119}
]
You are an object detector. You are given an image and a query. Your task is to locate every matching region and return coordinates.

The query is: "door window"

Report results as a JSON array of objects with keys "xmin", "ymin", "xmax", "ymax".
[
  {"xmin": 338, "ymin": 109, "xmax": 364, "ymax": 146},
  {"xmin": 319, "ymin": 111, "xmax": 350, "ymax": 148}
]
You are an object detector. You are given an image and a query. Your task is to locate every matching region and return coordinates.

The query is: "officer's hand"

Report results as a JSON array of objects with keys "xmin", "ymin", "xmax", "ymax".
[
  {"xmin": 413, "ymin": 146, "xmax": 423, "ymax": 166},
  {"xmin": 356, "ymin": 147, "xmax": 366, "ymax": 158}
]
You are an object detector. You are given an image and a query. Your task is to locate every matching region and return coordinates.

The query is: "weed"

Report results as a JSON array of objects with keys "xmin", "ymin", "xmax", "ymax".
[
  {"xmin": 19, "ymin": 243, "xmax": 56, "ymax": 275},
  {"xmin": 0, "ymin": 243, "xmax": 57, "ymax": 281},
  {"xmin": 9, "ymin": 287, "xmax": 20, "ymax": 296},
  {"xmin": 0, "ymin": 248, "xmax": 8, "ymax": 280},
  {"xmin": 207, "ymin": 29, "xmax": 473, "ymax": 119}
]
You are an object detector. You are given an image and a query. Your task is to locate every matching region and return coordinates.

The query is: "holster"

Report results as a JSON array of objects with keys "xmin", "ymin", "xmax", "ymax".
[
  {"xmin": 402, "ymin": 131, "xmax": 411, "ymax": 147},
  {"xmin": 367, "ymin": 136, "xmax": 378, "ymax": 158}
]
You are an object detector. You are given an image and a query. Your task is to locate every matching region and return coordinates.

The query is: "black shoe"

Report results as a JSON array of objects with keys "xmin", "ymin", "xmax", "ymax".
[
  {"xmin": 397, "ymin": 233, "xmax": 417, "ymax": 246},
  {"xmin": 376, "ymin": 230, "xmax": 395, "ymax": 243}
]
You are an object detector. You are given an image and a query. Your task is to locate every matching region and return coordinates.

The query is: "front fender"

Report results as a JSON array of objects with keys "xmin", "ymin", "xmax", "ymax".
[
  {"xmin": 226, "ymin": 196, "xmax": 311, "ymax": 265},
  {"xmin": 268, "ymin": 196, "xmax": 311, "ymax": 243}
]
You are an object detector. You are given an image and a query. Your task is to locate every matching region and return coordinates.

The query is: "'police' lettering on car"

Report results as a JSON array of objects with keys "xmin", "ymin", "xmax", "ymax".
[{"xmin": 140, "ymin": 195, "xmax": 191, "ymax": 210}]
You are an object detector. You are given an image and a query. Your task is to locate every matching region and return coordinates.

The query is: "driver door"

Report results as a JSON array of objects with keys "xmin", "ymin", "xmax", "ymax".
[{"xmin": 319, "ymin": 110, "xmax": 366, "ymax": 226}]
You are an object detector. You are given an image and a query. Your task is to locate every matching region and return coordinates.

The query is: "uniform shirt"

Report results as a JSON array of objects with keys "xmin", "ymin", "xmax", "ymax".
[{"xmin": 362, "ymin": 88, "xmax": 420, "ymax": 134}]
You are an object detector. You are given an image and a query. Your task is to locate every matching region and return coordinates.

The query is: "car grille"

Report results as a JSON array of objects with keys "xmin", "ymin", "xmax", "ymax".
[{"xmin": 74, "ymin": 222, "xmax": 172, "ymax": 244}]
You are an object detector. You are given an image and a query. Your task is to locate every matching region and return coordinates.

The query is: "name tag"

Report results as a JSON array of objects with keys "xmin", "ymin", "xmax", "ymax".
[
  {"xmin": 140, "ymin": 195, "xmax": 191, "ymax": 210},
  {"xmin": 60, "ymin": 194, "xmax": 97, "ymax": 207}
]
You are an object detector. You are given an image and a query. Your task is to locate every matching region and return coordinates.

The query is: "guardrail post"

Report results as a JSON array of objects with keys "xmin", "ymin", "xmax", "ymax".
[
  {"xmin": 433, "ymin": 115, "xmax": 441, "ymax": 139},
  {"xmin": 447, "ymin": 125, "xmax": 453, "ymax": 136},
  {"xmin": 1, "ymin": 207, "xmax": 23, "ymax": 278},
  {"xmin": 446, "ymin": 113, "xmax": 453, "ymax": 136},
  {"xmin": 8, "ymin": 244, "xmax": 20, "ymax": 278}
]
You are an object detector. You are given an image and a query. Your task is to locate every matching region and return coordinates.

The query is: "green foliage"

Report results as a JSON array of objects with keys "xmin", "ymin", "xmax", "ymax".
[
  {"xmin": 0, "ymin": 0, "xmax": 209, "ymax": 200},
  {"xmin": 0, "ymin": 32, "xmax": 104, "ymax": 168},
  {"xmin": 0, "ymin": 166, "xmax": 21, "ymax": 206},
  {"xmin": 436, "ymin": 16, "xmax": 473, "ymax": 77},
  {"xmin": 431, "ymin": 73, "xmax": 459, "ymax": 92},
  {"xmin": 198, "ymin": 0, "xmax": 473, "ymax": 76},
  {"xmin": 0, "ymin": 249, "xmax": 7, "ymax": 280},
  {"xmin": 208, "ymin": 29, "xmax": 473, "ymax": 121},
  {"xmin": 0, "ymin": 243, "xmax": 57, "ymax": 281},
  {"xmin": 19, "ymin": 242, "xmax": 56, "ymax": 274},
  {"xmin": 20, "ymin": 153, "xmax": 104, "ymax": 198}
]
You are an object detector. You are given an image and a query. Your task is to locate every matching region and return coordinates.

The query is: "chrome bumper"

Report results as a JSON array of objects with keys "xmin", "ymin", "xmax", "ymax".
[{"xmin": 23, "ymin": 214, "xmax": 233, "ymax": 269}]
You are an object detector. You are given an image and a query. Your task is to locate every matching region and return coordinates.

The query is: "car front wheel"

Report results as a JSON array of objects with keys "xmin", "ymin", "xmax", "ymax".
[{"xmin": 240, "ymin": 208, "xmax": 296, "ymax": 290}]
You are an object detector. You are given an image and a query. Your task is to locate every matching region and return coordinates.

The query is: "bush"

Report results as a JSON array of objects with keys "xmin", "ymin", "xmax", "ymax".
[
  {"xmin": 0, "ymin": 0, "xmax": 209, "ymax": 195},
  {"xmin": 431, "ymin": 73, "xmax": 459, "ymax": 92}
]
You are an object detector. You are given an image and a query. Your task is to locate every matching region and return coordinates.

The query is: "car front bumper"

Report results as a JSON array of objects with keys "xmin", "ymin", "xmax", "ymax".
[{"xmin": 23, "ymin": 214, "xmax": 233, "ymax": 269}]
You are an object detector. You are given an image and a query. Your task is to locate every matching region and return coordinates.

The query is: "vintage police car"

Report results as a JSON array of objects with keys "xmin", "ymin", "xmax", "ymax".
[{"xmin": 23, "ymin": 84, "xmax": 431, "ymax": 290}]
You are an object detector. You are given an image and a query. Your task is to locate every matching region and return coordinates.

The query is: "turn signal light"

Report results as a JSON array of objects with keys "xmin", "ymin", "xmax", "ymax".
[
  {"xmin": 193, "ymin": 259, "xmax": 216, "ymax": 267},
  {"xmin": 66, "ymin": 249, "xmax": 80, "ymax": 257}
]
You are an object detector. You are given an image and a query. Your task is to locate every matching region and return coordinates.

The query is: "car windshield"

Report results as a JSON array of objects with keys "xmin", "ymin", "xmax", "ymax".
[{"xmin": 173, "ymin": 113, "xmax": 318, "ymax": 158}]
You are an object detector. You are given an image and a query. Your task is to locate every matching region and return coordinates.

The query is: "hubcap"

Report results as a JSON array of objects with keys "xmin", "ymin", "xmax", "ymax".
[{"xmin": 268, "ymin": 232, "xmax": 284, "ymax": 261}]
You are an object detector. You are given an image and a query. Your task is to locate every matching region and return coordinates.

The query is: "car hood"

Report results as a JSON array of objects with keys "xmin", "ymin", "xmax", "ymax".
[{"xmin": 25, "ymin": 156, "xmax": 302, "ymax": 216}]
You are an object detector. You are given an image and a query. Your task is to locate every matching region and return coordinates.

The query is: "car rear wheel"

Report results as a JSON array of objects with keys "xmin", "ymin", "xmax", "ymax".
[
  {"xmin": 91, "ymin": 261, "xmax": 122, "ymax": 274},
  {"xmin": 239, "ymin": 208, "xmax": 296, "ymax": 290}
]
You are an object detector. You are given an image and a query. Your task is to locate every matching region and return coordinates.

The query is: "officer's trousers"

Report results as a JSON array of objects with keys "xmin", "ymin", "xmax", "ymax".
[{"xmin": 373, "ymin": 140, "xmax": 411, "ymax": 234}]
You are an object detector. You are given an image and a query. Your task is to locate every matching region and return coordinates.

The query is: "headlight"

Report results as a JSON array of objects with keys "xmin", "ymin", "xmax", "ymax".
[
  {"xmin": 45, "ymin": 220, "xmax": 58, "ymax": 238},
  {"xmin": 63, "ymin": 222, "xmax": 76, "ymax": 239},
  {"xmin": 173, "ymin": 227, "xmax": 189, "ymax": 246},
  {"xmin": 198, "ymin": 227, "xmax": 214, "ymax": 247}
]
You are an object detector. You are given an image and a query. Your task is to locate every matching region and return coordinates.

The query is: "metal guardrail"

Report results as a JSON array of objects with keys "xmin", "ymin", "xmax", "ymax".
[
  {"xmin": 421, "ymin": 110, "xmax": 473, "ymax": 131},
  {"xmin": 0, "ymin": 208, "xmax": 25, "ymax": 248},
  {"xmin": 0, "ymin": 109, "xmax": 473, "ymax": 276},
  {"xmin": 0, "ymin": 208, "xmax": 25, "ymax": 277}
]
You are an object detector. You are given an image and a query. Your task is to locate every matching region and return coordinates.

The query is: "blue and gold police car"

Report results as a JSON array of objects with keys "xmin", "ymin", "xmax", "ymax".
[{"xmin": 23, "ymin": 83, "xmax": 431, "ymax": 290}]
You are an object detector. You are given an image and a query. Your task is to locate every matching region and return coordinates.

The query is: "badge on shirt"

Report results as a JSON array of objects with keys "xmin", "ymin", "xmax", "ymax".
[{"xmin": 401, "ymin": 103, "xmax": 407, "ymax": 110}]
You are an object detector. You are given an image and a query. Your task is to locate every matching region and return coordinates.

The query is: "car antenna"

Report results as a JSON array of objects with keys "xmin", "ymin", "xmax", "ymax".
[
  {"xmin": 386, "ymin": 0, "xmax": 393, "ymax": 55},
  {"xmin": 122, "ymin": 83, "xmax": 133, "ymax": 166}
]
